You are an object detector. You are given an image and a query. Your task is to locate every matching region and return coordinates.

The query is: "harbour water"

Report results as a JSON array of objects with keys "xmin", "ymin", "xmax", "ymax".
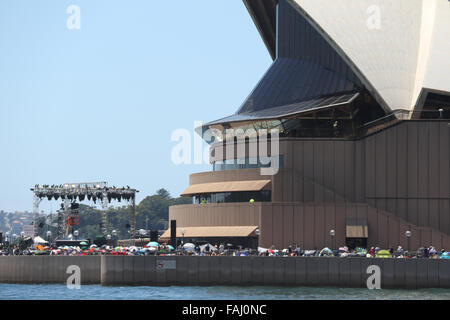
[{"xmin": 0, "ymin": 284, "xmax": 449, "ymax": 300}]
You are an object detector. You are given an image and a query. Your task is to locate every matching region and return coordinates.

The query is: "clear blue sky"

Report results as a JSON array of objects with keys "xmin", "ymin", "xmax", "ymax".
[{"xmin": 0, "ymin": 0, "xmax": 272, "ymax": 212}]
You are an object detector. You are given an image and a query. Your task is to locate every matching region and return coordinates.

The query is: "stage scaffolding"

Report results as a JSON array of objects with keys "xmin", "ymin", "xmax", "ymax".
[{"xmin": 30, "ymin": 182, "xmax": 139, "ymax": 240}]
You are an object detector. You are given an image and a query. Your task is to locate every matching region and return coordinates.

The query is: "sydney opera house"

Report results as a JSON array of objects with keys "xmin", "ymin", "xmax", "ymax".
[{"xmin": 164, "ymin": 0, "xmax": 450, "ymax": 250}]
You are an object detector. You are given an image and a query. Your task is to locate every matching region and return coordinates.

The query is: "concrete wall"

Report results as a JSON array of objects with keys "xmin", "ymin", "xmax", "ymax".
[
  {"xmin": 0, "ymin": 256, "xmax": 448, "ymax": 289},
  {"xmin": 100, "ymin": 256, "xmax": 450, "ymax": 289},
  {"xmin": 0, "ymin": 256, "xmax": 101, "ymax": 284}
]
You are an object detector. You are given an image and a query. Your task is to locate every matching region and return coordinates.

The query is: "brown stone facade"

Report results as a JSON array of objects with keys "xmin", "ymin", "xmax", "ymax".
[{"xmin": 169, "ymin": 120, "xmax": 450, "ymax": 249}]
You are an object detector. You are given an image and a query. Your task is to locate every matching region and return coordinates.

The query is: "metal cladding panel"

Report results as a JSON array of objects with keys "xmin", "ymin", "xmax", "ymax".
[
  {"xmin": 277, "ymin": 0, "xmax": 362, "ymax": 86},
  {"xmin": 243, "ymin": 0, "xmax": 277, "ymax": 60},
  {"xmin": 239, "ymin": 58, "xmax": 359, "ymax": 114}
]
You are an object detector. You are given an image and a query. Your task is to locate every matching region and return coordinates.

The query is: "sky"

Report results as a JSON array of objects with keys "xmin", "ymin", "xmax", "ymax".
[{"xmin": 0, "ymin": 0, "xmax": 272, "ymax": 212}]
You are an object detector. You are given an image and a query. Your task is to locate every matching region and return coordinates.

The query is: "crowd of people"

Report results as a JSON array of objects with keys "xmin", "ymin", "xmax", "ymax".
[{"xmin": 1, "ymin": 240, "xmax": 449, "ymax": 259}]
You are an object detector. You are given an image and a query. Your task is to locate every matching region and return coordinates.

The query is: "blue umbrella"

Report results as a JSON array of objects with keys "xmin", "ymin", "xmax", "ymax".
[
  {"xmin": 146, "ymin": 242, "xmax": 159, "ymax": 247},
  {"xmin": 167, "ymin": 245, "xmax": 175, "ymax": 251}
]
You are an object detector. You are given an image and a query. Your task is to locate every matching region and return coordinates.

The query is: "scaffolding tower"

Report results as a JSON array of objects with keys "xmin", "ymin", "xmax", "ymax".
[{"xmin": 31, "ymin": 182, "xmax": 138, "ymax": 240}]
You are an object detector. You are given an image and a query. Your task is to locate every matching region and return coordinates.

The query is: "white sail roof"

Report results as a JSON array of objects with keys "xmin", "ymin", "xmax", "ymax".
[{"xmin": 288, "ymin": 0, "xmax": 450, "ymax": 111}]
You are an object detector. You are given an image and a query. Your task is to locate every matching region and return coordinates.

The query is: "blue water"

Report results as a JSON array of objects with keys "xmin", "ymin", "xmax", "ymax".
[{"xmin": 0, "ymin": 284, "xmax": 449, "ymax": 300}]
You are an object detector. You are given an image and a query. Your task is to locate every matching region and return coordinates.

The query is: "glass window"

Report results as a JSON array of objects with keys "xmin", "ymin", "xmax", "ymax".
[
  {"xmin": 212, "ymin": 155, "xmax": 284, "ymax": 172},
  {"xmin": 194, "ymin": 191, "xmax": 271, "ymax": 204}
]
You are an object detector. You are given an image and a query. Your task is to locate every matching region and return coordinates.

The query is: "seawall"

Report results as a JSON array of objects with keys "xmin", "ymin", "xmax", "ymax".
[
  {"xmin": 1, "ymin": 256, "xmax": 449, "ymax": 289},
  {"xmin": 0, "ymin": 256, "xmax": 100, "ymax": 284},
  {"xmin": 100, "ymin": 256, "xmax": 450, "ymax": 289}
]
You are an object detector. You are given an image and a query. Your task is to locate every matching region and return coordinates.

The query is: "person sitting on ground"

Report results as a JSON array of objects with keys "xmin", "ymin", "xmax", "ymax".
[{"xmin": 397, "ymin": 246, "xmax": 403, "ymax": 257}]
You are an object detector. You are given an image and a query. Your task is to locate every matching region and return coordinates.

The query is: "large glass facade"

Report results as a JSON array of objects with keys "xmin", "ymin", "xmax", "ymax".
[
  {"xmin": 193, "ymin": 190, "xmax": 271, "ymax": 204},
  {"xmin": 212, "ymin": 156, "xmax": 284, "ymax": 172}
]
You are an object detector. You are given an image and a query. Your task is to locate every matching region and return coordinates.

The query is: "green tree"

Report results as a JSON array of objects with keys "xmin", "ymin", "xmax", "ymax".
[{"xmin": 155, "ymin": 188, "xmax": 171, "ymax": 199}]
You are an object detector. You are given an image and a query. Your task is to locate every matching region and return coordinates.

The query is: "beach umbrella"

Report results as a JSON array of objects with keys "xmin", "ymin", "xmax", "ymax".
[
  {"xmin": 376, "ymin": 250, "xmax": 392, "ymax": 258},
  {"xmin": 146, "ymin": 242, "xmax": 159, "ymax": 247},
  {"xmin": 183, "ymin": 243, "xmax": 196, "ymax": 252},
  {"xmin": 441, "ymin": 252, "xmax": 450, "ymax": 259},
  {"xmin": 319, "ymin": 247, "xmax": 333, "ymax": 256}
]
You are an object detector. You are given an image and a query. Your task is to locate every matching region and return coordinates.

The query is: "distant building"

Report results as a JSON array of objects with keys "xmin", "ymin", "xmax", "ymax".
[{"xmin": 166, "ymin": 0, "xmax": 450, "ymax": 250}]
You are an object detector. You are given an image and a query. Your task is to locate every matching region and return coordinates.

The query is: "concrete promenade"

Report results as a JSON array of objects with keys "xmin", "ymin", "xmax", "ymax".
[{"xmin": 0, "ymin": 256, "xmax": 449, "ymax": 289}]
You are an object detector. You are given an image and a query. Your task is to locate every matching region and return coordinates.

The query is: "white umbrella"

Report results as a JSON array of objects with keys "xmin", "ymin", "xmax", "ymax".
[
  {"xmin": 183, "ymin": 243, "xmax": 196, "ymax": 252},
  {"xmin": 200, "ymin": 243, "xmax": 217, "ymax": 252},
  {"xmin": 33, "ymin": 236, "xmax": 48, "ymax": 244}
]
